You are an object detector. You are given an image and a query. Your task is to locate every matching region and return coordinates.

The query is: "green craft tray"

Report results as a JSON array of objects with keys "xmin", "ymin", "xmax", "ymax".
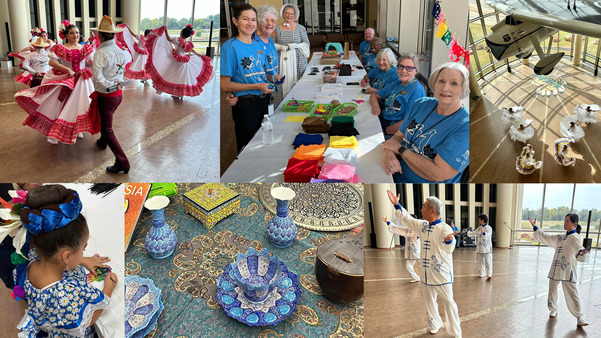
[
  {"xmin": 310, "ymin": 104, "xmax": 334, "ymax": 120},
  {"xmin": 282, "ymin": 100, "xmax": 314, "ymax": 112},
  {"xmin": 331, "ymin": 102, "xmax": 358, "ymax": 117}
]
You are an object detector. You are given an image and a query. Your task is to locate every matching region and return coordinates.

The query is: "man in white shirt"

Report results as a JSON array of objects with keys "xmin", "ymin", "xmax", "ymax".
[
  {"xmin": 90, "ymin": 15, "xmax": 132, "ymax": 174},
  {"xmin": 386, "ymin": 189, "xmax": 462, "ymax": 338},
  {"xmin": 467, "ymin": 214, "xmax": 493, "ymax": 279}
]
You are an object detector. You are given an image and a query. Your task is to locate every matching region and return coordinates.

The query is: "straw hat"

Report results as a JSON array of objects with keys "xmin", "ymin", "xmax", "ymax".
[
  {"xmin": 91, "ymin": 15, "xmax": 123, "ymax": 33},
  {"xmin": 31, "ymin": 39, "xmax": 50, "ymax": 48}
]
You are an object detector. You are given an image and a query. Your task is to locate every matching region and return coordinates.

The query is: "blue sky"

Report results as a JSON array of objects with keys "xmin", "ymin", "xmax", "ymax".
[{"xmin": 522, "ymin": 184, "xmax": 601, "ymax": 210}]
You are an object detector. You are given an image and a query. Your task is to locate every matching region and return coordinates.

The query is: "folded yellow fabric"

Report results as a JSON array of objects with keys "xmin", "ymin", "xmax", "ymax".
[
  {"xmin": 292, "ymin": 144, "xmax": 327, "ymax": 161},
  {"xmin": 329, "ymin": 136, "xmax": 358, "ymax": 149}
]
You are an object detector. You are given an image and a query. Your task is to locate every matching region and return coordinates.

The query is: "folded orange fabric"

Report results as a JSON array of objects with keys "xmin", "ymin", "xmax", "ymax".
[{"xmin": 292, "ymin": 144, "xmax": 327, "ymax": 161}]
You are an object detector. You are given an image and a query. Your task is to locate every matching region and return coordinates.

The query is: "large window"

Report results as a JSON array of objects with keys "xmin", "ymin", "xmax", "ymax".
[
  {"xmin": 141, "ymin": 0, "xmax": 219, "ymax": 53},
  {"xmin": 517, "ymin": 184, "xmax": 601, "ymax": 248}
]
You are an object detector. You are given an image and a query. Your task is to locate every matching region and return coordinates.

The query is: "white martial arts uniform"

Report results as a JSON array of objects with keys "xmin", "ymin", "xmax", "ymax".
[
  {"xmin": 533, "ymin": 227, "xmax": 586, "ymax": 319},
  {"xmin": 388, "ymin": 220, "xmax": 421, "ymax": 282},
  {"xmin": 394, "ymin": 206, "xmax": 462, "ymax": 337},
  {"xmin": 467, "ymin": 225, "xmax": 493, "ymax": 277}
]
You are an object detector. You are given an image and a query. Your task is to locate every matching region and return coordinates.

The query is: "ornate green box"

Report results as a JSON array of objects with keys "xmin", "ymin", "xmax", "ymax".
[{"xmin": 183, "ymin": 184, "xmax": 239, "ymax": 229}]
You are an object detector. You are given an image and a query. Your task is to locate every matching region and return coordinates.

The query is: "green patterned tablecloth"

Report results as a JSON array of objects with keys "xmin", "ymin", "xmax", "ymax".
[{"xmin": 125, "ymin": 184, "xmax": 364, "ymax": 338}]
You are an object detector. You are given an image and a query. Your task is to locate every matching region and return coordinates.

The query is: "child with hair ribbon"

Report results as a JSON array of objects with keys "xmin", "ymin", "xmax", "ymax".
[{"xmin": 12, "ymin": 184, "xmax": 118, "ymax": 337}]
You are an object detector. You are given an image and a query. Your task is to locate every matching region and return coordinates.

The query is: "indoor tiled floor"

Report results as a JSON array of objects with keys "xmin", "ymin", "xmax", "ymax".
[{"xmin": 364, "ymin": 245, "xmax": 601, "ymax": 337}]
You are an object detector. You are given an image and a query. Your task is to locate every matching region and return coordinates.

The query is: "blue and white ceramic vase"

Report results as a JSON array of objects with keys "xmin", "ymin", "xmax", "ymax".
[
  {"xmin": 266, "ymin": 187, "xmax": 297, "ymax": 248},
  {"xmin": 144, "ymin": 196, "xmax": 177, "ymax": 259}
]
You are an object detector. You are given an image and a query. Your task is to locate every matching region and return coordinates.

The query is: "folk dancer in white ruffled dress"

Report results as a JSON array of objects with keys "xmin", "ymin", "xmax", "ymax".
[
  {"xmin": 144, "ymin": 24, "xmax": 213, "ymax": 99},
  {"xmin": 500, "ymin": 105, "xmax": 523, "ymax": 126},
  {"xmin": 467, "ymin": 214, "xmax": 493, "ymax": 279},
  {"xmin": 15, "ymin": 20, "xmax": 95, "ymax": 144},
  {"xmin": 573, "ymin": 104, "xmax": 599, "ymax": 124},
  {"xmin": 116, "ymin": 24, "xmax": 150, "ymax": 83},
  {"xmin": 382, "ymin": 214, "xmax": 421, "ymax": 283},
  {"xmin": 560, "ymin": 116, "xmax": 585, "ymax": 142},
  {"xmin": 386, "ymin": 190, "xmax": 462, "ymax": 337},
  {"xmin": 528, "ymin": 214, "xmax": 590, "ymax": 327}
]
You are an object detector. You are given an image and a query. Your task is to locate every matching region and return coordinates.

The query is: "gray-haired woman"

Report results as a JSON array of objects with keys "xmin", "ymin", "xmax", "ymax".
[
  {"xmin": 369, "ymin": 53, "xmax": 425, "ymax": 135},
  {"xmin": 361, "ymin": 48, "xmax": 399, "ymax": 94},
  {"xmin": 381, "ymin": 62, "xmax": 470, "ymax": 183}
]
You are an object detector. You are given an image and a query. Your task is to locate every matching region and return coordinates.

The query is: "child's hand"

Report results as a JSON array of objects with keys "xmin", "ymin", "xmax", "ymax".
[
  {"xmin": 81, "ymin": 254, "xmax": 111, "ymax": 277},
  {"xmin": 103, "ymin": 272, "xmax": 118, "ymax": 296}
]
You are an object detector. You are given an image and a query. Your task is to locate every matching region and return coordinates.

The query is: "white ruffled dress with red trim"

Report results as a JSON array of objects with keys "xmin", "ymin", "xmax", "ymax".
[
  {"xmin": 144, "ymin": 26, "xmax": 213, "ymax": 97},
  {"xmin": 116, "ymin": 24, "xmax": 148, "ymax": 80},
  {"xmin": 14, "ymin": 43, "xmax": 96, "ymax": 144},
  {"xmin": 9, "ymin": 50, "xmax": 33, "ymax": 85}
]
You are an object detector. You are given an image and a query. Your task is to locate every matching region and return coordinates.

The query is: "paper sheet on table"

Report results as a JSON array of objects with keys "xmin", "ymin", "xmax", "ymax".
[
  {"xmin": 62, "ymin": 184, "xmax": 125, "ymax": 338},
  {"xmin": 285, "ymin": 115, "xmax": 307, "ymax": 122}
]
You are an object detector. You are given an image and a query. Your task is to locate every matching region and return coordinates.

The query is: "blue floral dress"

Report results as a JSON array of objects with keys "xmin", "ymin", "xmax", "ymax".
[{"xmin": 15, "ymin": 250, "xmax": 110, "ymax": 337}]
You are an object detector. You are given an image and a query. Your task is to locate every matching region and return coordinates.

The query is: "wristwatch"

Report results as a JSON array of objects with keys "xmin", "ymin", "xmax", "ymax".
[{"xmin": 396, "ymin": 145, "xmax": 407, "ymax": 157}]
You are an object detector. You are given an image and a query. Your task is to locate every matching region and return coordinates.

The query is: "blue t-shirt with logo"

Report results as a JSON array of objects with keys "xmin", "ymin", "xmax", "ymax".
[
  {"xmin": 364, "ymin": 53, "xmax": 377, "ymax": 72},
  {"xmin": 253, "ymin": 34, "xmax": 278, "ymax": 75},
  {"xmin": 395, "ymin": 97, "xmax": 469, "ymax": 183},
  {"xmin": 360, "ymin": 40, "xmax": 372, "ymax": 63},
  {"xmin": 368, "ymin": 67, "xmax": 399, "ymax": 91},
  {"xmin": 221, "ymin": 37, "xmax": 269, "ymax": 96},
  {"xmin": 376, "ymin": 79, "xmax": 425, "ymax": 123}
]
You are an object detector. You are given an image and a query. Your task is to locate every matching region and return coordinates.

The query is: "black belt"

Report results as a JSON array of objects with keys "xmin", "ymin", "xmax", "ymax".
[{"xmin": 238, "ymin": 94, "xmax": 269, "ymax": 99}]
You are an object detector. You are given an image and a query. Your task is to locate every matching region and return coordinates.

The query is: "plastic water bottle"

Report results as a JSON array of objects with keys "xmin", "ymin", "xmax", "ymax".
[{"xmin": 262, "ymin": 114, "xmax": 274, "ymax": 145}]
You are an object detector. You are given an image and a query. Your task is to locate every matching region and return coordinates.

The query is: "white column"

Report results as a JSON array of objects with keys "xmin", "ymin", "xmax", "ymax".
[
  {"xmin": 67, "ymin": 0, "xmax": 75, "ymax": 24},
  {"xmin": 405, "ymin": 184, "xmax": 414, "ymax": 215},
  {"xmin": 469, "ymin": 184, "xmax": 476, "ymax": 229},
  {"xmin": 123, "ymin": 0, "xmax": 140, "ymax": 34},
  {"xmin": 372, "ymin": 183, "xmax": 395, "ymax": 249},
  {"xmin": 483, "ymin": 184, "xmax": 490, "ymax": 215},
  {"xmin": 453, "ymin": 184, "xmax": 460, "ymax": 227},
  {"xmin": 495, "ymin": 184, "xmax": 514, "ymax": 248},
  {"xmin": 82, "ymin": 0, "xmax": 90, "ymax": 41},
  {"xmin": 573, "ymin": 35, "xmax": 583, "ymax": 66},
  {"xmin": 8, "ymin": 0, "xmax": 30, "ymax": 52},
  {"xmin": 95, "ymin": 0, "xmax": 102, "ymax": 25},
  {"xmin": 51, "ymin": 0, "xmax": 61, "ymax": 40},
  {"xmin": 37, "ymin": 0, "xmax": 47, "ymax": 31},
  {"xmin": 110, "ymin": 0, "xmax": 116, "ymax": 21}
]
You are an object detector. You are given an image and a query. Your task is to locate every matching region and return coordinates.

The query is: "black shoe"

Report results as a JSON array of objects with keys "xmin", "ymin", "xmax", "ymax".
[
  {"xmin": 96, "ymin": 139, "xmax": 107, "ymax": 150},
  {"xmin": 106, "ymin": 165, "xmax": 130, "ymax": 174}
]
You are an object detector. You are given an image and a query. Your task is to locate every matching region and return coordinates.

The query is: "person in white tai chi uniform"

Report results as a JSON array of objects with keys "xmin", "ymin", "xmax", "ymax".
[
  {"xmin": 382, "ymin": 214, "xmax": 421, "ymax": 283},
  {"xmin": 386, "ymin": 190, "xmax": 462, "ymax": 337},
  {"xmin": 467, "ymin": 213, "xmax": 493, "ymax": 280},
  {"xmin": 529, "ymin": 214, "xmax": 590, "ymax": 327}
]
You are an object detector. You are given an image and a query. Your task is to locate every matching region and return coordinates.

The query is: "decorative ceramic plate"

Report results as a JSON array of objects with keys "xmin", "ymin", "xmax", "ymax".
[
  {"xmin": 125, "ymin": 275, "xmax": 164, "ymax": 338},
  {"xmin": 216, "ymin": 262, "xmax": 302, "ymax": 326}
]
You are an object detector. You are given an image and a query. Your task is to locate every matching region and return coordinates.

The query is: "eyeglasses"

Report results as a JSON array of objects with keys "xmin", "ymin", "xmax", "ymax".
[{"xmin": 397, "ymin": 65, "xmax": 416, "ymax": 72}]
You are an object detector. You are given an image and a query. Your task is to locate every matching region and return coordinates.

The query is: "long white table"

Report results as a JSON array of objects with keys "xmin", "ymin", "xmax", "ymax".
[{"xmin": 221, "ymin": 51, "xmax": 393, "ymax": 183}]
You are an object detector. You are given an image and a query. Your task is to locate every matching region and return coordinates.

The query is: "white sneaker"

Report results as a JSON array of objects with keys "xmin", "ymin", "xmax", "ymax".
[
  {"xmin": 76, "ymin": 132, "xmax": 84, "ymax": 139},
  {"xmin": 429, "ymin": 327, "xmax": 440, "ymax": 334},
  {"xmin": 47, "ymin": 137, "xmax": 58, "ymax": 144},
  {"xmin": 577, "ymin": 317, "xmax": 589, "ymax": 326},
  {"xmin": 410, "ymin": 279, "xmax": 420, "ymax": 283},
  {"xmin": 549, "ymin": 310, "xmax": 557, "ymax": 318}
]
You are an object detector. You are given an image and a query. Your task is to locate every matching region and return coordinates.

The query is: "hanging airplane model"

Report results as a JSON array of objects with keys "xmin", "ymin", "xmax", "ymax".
[{"xmin": 484, "ymin": 0, "xmax": 601, "ymax": 75}]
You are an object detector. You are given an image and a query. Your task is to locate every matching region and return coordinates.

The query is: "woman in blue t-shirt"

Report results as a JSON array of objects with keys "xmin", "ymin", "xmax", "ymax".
[
  {"xmin": 381, "ymin": 62, "xmax": 470, "ymax": 183},
  {"xmin": 221, "ymin": 4, "xmax": 282, "ymax": 153},
  {"xmin": 361, "ymin": 48, "xmax": 399, "ymax": 94},
  {"xmin": 369, "ymin": 53, "xmax": 426, "ymax": 136}
]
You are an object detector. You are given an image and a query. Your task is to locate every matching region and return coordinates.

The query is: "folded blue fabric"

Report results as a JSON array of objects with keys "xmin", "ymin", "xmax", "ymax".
[{"xmin": 292, "ymin": 133, "xmax": 324, "ymax": 149}]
